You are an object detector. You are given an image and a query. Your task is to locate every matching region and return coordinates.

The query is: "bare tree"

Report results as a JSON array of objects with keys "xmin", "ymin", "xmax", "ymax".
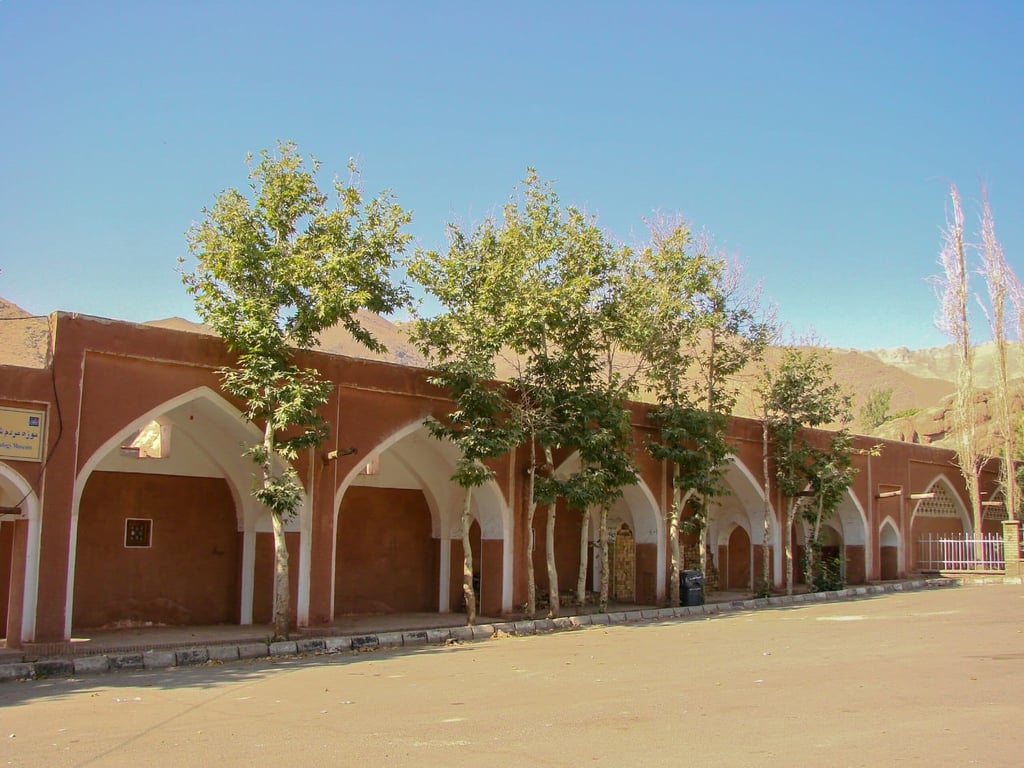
[
  {"xmin": 934, "ymin": 184, "xmax": 985, "ymax": 543},
  {"xmin": 977, "ymin": 189, "xmax": 1022, "ymax": 521}
]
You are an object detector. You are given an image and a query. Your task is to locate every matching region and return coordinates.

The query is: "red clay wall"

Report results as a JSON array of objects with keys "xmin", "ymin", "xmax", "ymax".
[
  {"xmin": 448, "ymin": 520, "xmax": 482, "ymax": 613},
  {"xmin": 845, "ymin": 545, "xmax": 866, "ymax": 584},
  {"xmin": 635, "ymin": 543, "xmax": 657, "ymax": 604},
  {"xmin": 335, "ymin": 486, "xmax": 437, "ymax": 614},
  {"xmin": 530, "ymin": 502, "xmax": 588, "ymax": 602},
  {"xmin": 751, "ymin": 543, "xmax": 774, "ymax": 586},
  {"xmin": 73, "ymin": 472, "xmax": 240, "ymax": 628},
  {"xmin": 880, "ymin": 546, "xmax": 899, "ymax": 580}
]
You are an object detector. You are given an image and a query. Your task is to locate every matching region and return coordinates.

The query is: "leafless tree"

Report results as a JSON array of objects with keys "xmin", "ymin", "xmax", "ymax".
[{"xmin": 934, "ymin": 184, "xmax": 985, "ymax": 543}]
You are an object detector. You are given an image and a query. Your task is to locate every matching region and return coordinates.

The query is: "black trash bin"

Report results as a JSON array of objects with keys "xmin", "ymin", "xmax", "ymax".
[{"xmin": 680, "ymin": 569, "xmax": 705, "ymax": 607}]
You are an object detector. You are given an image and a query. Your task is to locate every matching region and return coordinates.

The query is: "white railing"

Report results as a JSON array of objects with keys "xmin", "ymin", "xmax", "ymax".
[{"xmin": 917, "ymin": 533, "xmax": 1005, "ymax": 572}]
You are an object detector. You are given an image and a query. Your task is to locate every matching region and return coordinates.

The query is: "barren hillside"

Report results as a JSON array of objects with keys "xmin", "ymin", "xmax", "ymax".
[
  {"xmin": 0, "ymin": 298, "xmax": 49, "ymax": 368},
  {"xmin": 2, "ymin": 297, "xmax": 1017, "ymax": 451}
]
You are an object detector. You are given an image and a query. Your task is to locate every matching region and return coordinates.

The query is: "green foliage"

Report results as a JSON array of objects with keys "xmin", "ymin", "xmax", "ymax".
[
  {"xmin": 891, "ymin": 407, "xmax": 920, "ymax": 420},
  {"xmin": 412, "ymin": 169, "xmax": 641, "ymax": 504},
  {"xmin": 182, "ymin": 141, "xmax": 411, "ymax": 637},
  {"xmin": 645, "ymin": 224, "xmax": 771, "ymax": 530},
  {"xmin": 182, "ymin": 141, "xmax": 413, "ymax": 516},
  {"xmin": 761, "ymin": 348, "xmax": 853, "ymax": 500},
  {"xmin": 801, "ymin": 543, "xmax": 845, "ymax": 592},
  {"xmin": 859, "ymin": 386, "xmax": 893, "ymax": 430},
  {"xmin": 410, "ymin": 169, "xmax": 650, "ymax": 616}
]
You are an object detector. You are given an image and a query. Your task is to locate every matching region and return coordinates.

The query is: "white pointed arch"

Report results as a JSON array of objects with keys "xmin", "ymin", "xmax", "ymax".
[
  {"xmin": 910, "ymin": 474, "xmax": 972, "ymax": 533},
  {"xmin": 556, "ymin": 451, "xmax": 665, "ymax": 599},
  {"xmin": 879, "ymin": 515, "xmax": 901, "ymax": 547},
  {"xmin": 333, "ymin": 418, "xmax": 513, "ymax": 613},
  {"xmin": 707, "ymin": 455, "xmax": 782, "ymax": 587},
  {"xmin": 66, "ymin": 386, "xmax": 305, "ymax": 635},
  {"xmin": 0, "ymin": 462, "xmax": 42, "ymax": 644}
]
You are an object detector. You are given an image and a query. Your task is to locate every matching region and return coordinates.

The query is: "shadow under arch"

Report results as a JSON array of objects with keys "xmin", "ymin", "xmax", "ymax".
[
  {"xmin": 878, "ymin": 515, "xmax": 902, "ymax": 580},
  {"xmin": 0, "ymin": 462, "xmax": 42, "ymax": 644},
  {"xmin": 66, "ymin": 386, "xmax": 306, "ymax": 636},
  {"xmin": 794, "ymin": 488, "xmax": 871, "ymax": 584},
  {"xmin": 333, "ymin": 419, "xmax": 514, "ymax": 614},
  {"xmin": 707, "ymin": 455, "xmax": 782, "ymax": 588},
  {"xmin": 556, "ymin": 451, "xmax": 665, "ymax": 601}
]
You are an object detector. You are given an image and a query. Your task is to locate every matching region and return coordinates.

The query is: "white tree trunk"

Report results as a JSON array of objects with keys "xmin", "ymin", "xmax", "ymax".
[
  {"xmin": 599, "ymin": 505, "xmax": 610, "ymax": 612},
  {"xmin": 263, "ymin": 420, "xmax": 291, "ymax": 641},
  {"xmin": 545, "ymin": 500, "xmax": 559, "ymax": 618},
  {"xmin": 525, "ymin": 437, "xmax": 537, "ymax": 618},
  {"xmin": 668, "ymin": 468, "xmax": 682, "ymax": 607},
  {"xmin": 461, "ymin": 488, "xmax": 476, "ymax": 625},
  {"xmin": 270, "ymin": 508, "xmax": 290, "ymax": 641},
  {"xmin": 761, "ymin": 420, "xmax": 772, "ymax": 592},
  {"xmin": 575, "ymin": 506, "xmax": 591, "ymax": 607},
  {"xmin": 784, "ymin": 499, "xmax": 796, "ymax": 596}
]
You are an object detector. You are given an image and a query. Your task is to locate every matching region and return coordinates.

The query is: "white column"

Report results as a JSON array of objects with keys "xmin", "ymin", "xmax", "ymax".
[
  {"xmin": 438, "ymin": 537, "xmax": 451, "ymax": 613},
  {"xmin": 239, "ymin": 528, "xmax": 256, "ymax": 625}
]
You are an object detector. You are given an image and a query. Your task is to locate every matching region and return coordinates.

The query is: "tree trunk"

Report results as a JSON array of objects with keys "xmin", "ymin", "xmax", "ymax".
[
  {"xmin": 761, "ymin": 420, "xmax": 772, "ymax": 592},
  {"xmin": 262, "ymin": 419, "xmax": 291, "ymax": 641},
  {"xmin": 525, "ymin": 436, "xmax": 537, "ymax": 618},
  {"xmin": 668, "ymin": 465, "xmax": 682, "ymax": 607},
  {"xmin": 784, "ymin": 500, "xmax": 796, "ymax": 596},
  {"xmin": 270, "ymin": 508, "xmax": 290, "ymax": 641},
  {"xmin": 461, "ymin": 487, "xmax": 477, "ymax": 625},
  {"xmin": 576, "ymin": 506, "xmax": 591, "ymax": 607},
  {"xmin": 545, "ymin": 500, "xmax": 559, "ymax": 618},
  {"xmin": 599, "ymin": 504, "xmax": 610, "ymax": 612},
  {"xmin": 805, "ymin": 497, "xmax": 823, "ymax": 590}
]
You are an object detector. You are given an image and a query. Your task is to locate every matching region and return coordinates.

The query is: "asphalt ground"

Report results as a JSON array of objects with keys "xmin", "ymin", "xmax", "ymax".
[{"xmin": 1, "ymin": 583, "xmax": 1021, "ymax": 767}]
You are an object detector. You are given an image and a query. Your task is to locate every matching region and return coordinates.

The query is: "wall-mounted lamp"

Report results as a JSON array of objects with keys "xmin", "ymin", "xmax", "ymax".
[{"xmin": 323, "ymin": 447, "xmax": 358, "ymax": 464}]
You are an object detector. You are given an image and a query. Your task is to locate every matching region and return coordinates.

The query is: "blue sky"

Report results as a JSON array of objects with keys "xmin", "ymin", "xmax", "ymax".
[{"xmin": 2, "ymin": 0, "xmax": 1021, "ymax": 350}]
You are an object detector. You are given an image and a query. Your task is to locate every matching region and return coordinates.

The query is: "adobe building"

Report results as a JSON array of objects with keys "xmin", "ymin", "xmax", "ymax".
[{"xmin": 0, "ymin": 312, "xmax": 1006, "ymax": 649}]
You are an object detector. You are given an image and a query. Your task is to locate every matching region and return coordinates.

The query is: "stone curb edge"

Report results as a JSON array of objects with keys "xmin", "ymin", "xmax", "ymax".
[{"xmin": 0, "ymin": 578, "xmax": 959, "ymax": 683}]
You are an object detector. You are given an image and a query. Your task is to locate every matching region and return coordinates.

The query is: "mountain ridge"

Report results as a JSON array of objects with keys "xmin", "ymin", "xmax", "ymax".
[{"xmin": 3, "ymin": 297, "xmax": 1019, "ymax": 450}]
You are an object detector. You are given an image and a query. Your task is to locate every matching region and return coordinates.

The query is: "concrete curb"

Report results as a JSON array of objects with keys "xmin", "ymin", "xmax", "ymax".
[{"xmin": 0, "ymin": 578, "xmax": 961, "ymax": 683}]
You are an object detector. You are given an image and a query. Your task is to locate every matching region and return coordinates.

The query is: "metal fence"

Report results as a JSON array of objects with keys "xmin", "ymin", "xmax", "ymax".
[{"xmin": 916, "ymin": 533, "xmax": 1005, "ymax": 572}]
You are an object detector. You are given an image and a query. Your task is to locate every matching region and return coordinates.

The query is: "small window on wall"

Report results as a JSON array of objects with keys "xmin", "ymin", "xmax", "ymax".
[{"xmin": 125, "ymin": 518, "xmax": 153, "ymax": 548}]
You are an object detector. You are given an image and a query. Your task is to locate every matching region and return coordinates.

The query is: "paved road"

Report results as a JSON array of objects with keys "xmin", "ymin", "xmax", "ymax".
[{"xmin": 2, "ymin": 584, "xmax": 1021, "ymax": 767}]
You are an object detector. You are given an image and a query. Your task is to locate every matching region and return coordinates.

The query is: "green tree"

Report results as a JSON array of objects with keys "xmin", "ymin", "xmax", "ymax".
[
  {"xmin": 414, "ymin": 170, "xmax": 637, "ymax": 618},
  {"xmin": 182, "ymin": 141, "xmax": 411, "ymax": 639},
  {"xmin": 800, "ymin": 429, "xmax": 857, "ymax": 590},
  {"xmin": 859, "ymin": 387, "xmax": 893, "ymax": 431},
  {"xmin": 408, "ymin": 223, "xmax": 523, "ymax": 624},
  {"xmin": 760, "ymin": 347, "xmax": 853, "ymax": 595},
  {"xmin": 644, "ymin": 224, "xmax": 772, "ymax": 605}
]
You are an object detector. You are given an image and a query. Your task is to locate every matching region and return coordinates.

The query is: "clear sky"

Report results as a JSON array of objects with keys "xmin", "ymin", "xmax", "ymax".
[{"xmin": 1, "ymin": 1, "xmax": 1021, "ymax": 351}]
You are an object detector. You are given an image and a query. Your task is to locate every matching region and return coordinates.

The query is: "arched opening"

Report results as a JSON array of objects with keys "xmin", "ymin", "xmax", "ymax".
[
  {"xmin": 69, "ymin": 388, "xmax": 280, "ymax": 632},
  {"xmin": 335, "ymin": 484, "xmax": 436, "ymax": 613},
  {"xmin": 448, "ymin": 519, "xmax": 483, "ymax": 614},
  {"xmin": 549, "ymin": 452, "xmax": 663, "ymax": 606},
  {"xmin": 724, "ymin": 525, "xmax": 752, "ymax": 590},
  {"xmin": 74, "ymin": 472, "xmax": 240, "ymax": 627},
  {"xmin": 707, "ymin": 456, "xmax": 779, "ymax": 590},
  {"xmin": 1, "ymin": 463, "xmax": 41, "ymax": 646},
  {"xmin": 879, "ymin": 519, "xmax": 900, "ymax": 580},
  {"xmin": 334, "ymin": 422, "xmax": 512, "ymax": 617},
  {"xmin": 910, "ymin": 477, "xmax": 972, "ymax": 572}
]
